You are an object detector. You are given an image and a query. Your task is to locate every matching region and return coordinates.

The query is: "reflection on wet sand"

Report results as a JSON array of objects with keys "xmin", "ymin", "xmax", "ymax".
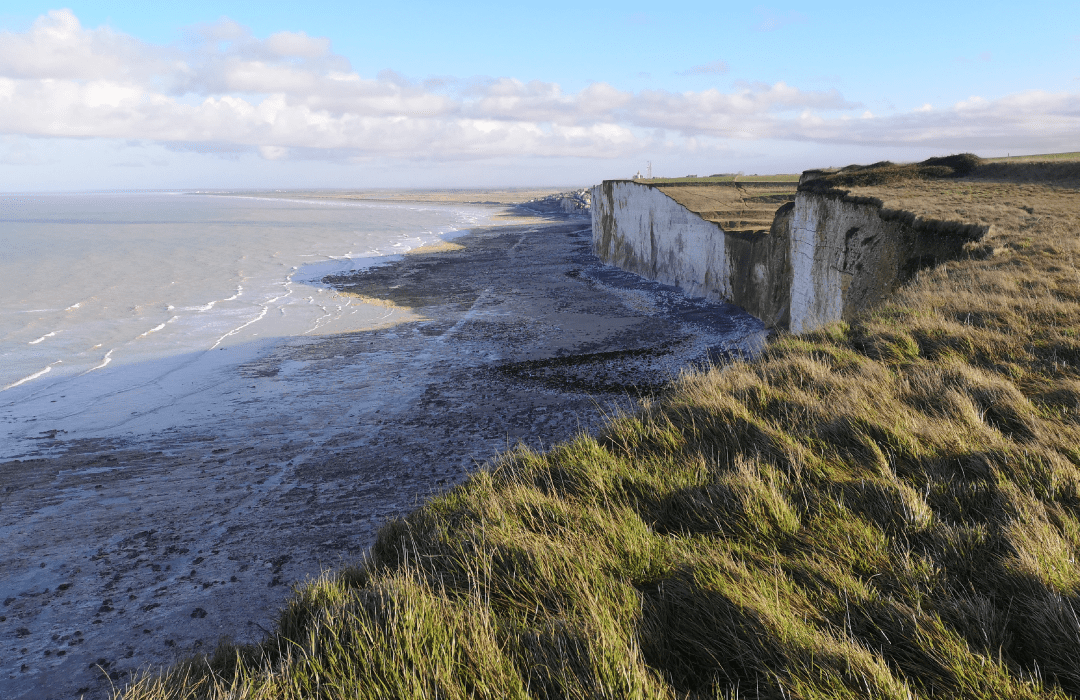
[{"xmin": 0, "ymin": 210, "xmax": 764, "ymax": 700}]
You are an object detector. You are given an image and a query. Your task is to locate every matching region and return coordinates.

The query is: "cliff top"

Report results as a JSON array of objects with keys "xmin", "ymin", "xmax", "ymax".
[
  {"xmin": 636, "ymin": 174, "xmax": 800, "ymax": 185},
  {"xmin": 650, "ymin": 181, "xmax": 797, "ymax": 234},
  {"xmin": 802, "ymin": 153, "xmax": 1080, "ymax": 243},
  {"xmin": 801, "ymin": 152, "xmax": 1080, "ymax": 193}
]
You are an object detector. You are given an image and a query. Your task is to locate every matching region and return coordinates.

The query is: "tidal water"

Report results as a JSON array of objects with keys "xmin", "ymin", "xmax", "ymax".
[{"xmin": 0, "ymin": 192, "xmax": 494, "ymax": 458}]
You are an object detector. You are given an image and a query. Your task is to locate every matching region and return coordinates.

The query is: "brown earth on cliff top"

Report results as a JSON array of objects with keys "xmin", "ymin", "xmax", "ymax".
[{"xmin": 655, "ymin": 182, "xmax": 797, "ymax": 236}]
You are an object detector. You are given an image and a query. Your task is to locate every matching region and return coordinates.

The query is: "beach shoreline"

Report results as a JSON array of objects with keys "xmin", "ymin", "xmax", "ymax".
[{"xmin": 1, "ymin": 207, "xmax": 764, "ymax": 700}]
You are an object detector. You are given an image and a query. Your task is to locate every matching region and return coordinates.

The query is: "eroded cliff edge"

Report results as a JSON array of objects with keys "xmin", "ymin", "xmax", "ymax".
[{"xmin": 592, "ymin": 162, "xmax": 990, "ymax": 333}]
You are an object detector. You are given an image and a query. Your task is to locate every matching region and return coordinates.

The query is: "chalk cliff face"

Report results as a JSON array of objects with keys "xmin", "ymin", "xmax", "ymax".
[
  {"xmin": 522, "ymin": 189, "xmax": 592, "ymax": 216},
  {"xmin": 591, "ymin": 181, "xmax": 728, "ymax": 299},
  {"xmin": 592, "ymin": 180, "xmax": 984, "ymax": 333},
  {"xmin": 788, "ymin": 191, "xmax": 901, "ymax": 333},
  {"xmin": 724, "ymin": 202, "xmax": 793, "ymax": 329},
  {"xmin": 591, "ymin": 181, "xmax": 792, "ymax": 327},
  {"xmin": 787, "ymin": 190, "xmax": 991, "ymax": 332}
]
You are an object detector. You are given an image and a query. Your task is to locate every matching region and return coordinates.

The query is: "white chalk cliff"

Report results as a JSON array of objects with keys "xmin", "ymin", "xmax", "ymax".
[{"xmin": 592, "ymin": 180, "xmax": 986, "ymax": 333}]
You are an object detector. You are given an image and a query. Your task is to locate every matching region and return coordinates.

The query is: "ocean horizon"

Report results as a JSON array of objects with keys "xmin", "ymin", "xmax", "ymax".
[{"xmin": 0, "ymin": 191, "xmax": 496, "ymax": 459}]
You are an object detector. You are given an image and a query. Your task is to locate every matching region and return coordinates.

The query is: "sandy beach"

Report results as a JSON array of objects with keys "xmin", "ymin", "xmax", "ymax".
[{"xmin": 0, "ymin": 202, "xmax": 765, "ymax": 700}]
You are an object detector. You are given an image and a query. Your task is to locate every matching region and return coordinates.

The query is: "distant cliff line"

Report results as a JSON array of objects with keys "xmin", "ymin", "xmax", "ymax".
[{"xmin": 592, "ymin": 156, "xmax": 990, "ymax": 333}]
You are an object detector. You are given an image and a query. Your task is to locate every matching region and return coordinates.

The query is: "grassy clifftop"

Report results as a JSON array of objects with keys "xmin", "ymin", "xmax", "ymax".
[{"xmin": 122, "ymin": 159, "xmax": 1080, "ymax": 699}]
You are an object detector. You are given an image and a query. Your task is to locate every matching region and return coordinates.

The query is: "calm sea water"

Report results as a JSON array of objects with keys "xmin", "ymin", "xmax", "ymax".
[{"xmin": 0, "ymin": 192, "xmax": 495, "ymax": 457}]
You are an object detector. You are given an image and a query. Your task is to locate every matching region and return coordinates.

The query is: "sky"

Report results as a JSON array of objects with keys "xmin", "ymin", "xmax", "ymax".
[{"xmin": 0, "ymin": 1, "xmax": 1078, "ymax": 190}]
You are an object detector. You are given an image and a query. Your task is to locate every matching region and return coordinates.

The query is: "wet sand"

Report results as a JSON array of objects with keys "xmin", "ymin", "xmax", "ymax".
[{"xmin": 0, "ymin": 210, "xmax": 766, "ymax": 699}]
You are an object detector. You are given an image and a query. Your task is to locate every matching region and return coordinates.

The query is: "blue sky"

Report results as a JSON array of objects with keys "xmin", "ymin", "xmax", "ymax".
[{"xmin": 1, "ymin": 2, "xmax": 1077, "ymax": 190}]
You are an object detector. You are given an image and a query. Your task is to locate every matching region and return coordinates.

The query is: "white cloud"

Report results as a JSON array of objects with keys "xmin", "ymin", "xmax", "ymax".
[
  {"xmin": 0, "ymin": 10, "xmax": 168, "ymax": 82},
  {"xmin": 263, "ymin": 31, "xmax": 331, "ymax": 59},
  {"xmin": 259, "ymin": 145, "xmax": 289, "ymax": 160},
  {"xmin": 0, "ymin": 10, "xmax": 1077, "ymax": 165},
  {"xmin": 777, "ymin": 90, "xmax": 1080, "ymax": 152}
]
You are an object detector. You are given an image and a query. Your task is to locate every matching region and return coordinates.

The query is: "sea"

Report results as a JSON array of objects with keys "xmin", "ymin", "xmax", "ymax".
[{"xmin": 0, "ymin": 191, "xmax": 496, "ymax": 459}]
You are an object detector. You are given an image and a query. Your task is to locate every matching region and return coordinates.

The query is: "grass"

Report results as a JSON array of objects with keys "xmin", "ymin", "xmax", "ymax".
[
  {"xmin": 652, "ymin": 183, "xmax": 798, "ymax": 235},
  {"xmin": 640, "ymin": 175, "xmax": 801, "ymax": 184},
  {"xmin": 985, "ymin": 152, "xmax": 1080, "ymax": 164},
  {"xmin": 119, "ymin": 157, "xmax": 1080, "ymax": 700}
]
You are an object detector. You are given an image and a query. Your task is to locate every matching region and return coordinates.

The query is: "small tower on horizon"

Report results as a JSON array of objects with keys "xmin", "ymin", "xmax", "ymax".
[{"xmin": 646, "ymin": 161, "xmax": 652, "ymax": 179}]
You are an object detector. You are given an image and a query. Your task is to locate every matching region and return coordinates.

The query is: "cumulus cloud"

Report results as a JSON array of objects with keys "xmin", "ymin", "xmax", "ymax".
[
  {"xmin": 776, "ymin": 90, "xmax": 1080, "ymax": 152},
  {"xmin": 263, "ymin": 31, "xmax": 331, "ymax": 59},
  {"xmin": 0, "ymin": 9, "xmax": 169, "ymax": 82},
  {"xmin": 0, "ymin": 10, "xmax": 1077, "ymax": 163}
]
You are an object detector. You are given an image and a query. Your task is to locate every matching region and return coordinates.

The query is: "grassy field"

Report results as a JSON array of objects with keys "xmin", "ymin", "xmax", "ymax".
[
  {"xmin": 655, "ymin": 183, "xmax": 798, "ymax": 235},
  {"xmin": 119, "ymin": 157, "xmax": 1080, "ymax": 699},
  {"xmin": 985, "ymin": 152, "xmax": 1080, "ymax": 164},
  {"xmin": 641, "ymin": 174, "xmax": 801, "ymax": 185}
]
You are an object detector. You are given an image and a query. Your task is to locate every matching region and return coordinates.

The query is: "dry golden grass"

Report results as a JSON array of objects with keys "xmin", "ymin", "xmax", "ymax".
[
  {"xmin": 657, "ymin": 183, "xmax": 797, "ymax": 235},
  {"xmin": 986, "ymin": 152, "xmax": 1080, "ymax": 165},
  {"xmin": 119, "ymin": 158, "xmax": 1080, "ymax": 700}
]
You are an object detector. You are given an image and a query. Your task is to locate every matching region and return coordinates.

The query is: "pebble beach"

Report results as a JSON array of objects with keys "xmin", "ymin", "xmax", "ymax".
[{"xmin": 1, "ymin": 194, "xmax": 765, "ymax": 699}]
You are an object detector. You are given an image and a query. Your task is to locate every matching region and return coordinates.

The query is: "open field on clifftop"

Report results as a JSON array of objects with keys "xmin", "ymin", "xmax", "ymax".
[
  {"xmin": 642, "ymin": 175, "xmax": 801, "ymax": 185},
  {"xmin": 120, "ymin": 157, "xmax": 1080, "ymax": 699},
  {"xmin": 986, "ymin": 152, "xmax": 1080, "ymax": 164},
  {"xmin": 653, "ymin": 182, "xmax": 797, "ymax": 236}
]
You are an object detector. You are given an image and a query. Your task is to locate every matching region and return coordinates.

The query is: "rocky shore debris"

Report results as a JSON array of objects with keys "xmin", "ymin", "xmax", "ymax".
[
  {"xmin": 1, "ymin": 216, "xmax": 763, "ymax": 700},
  {"xmin": 518, "ymin": 189, "xmax": 591, "ymax": 216}
]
